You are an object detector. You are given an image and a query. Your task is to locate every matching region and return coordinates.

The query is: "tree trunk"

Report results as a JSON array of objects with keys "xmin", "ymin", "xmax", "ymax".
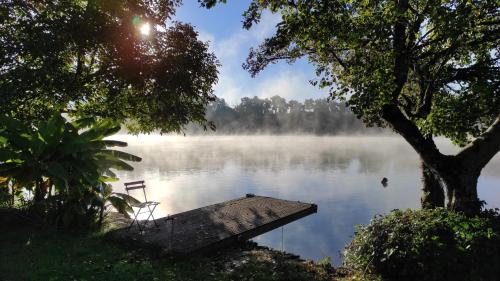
[
  {"xmin": 420, "ymin": 157, "xmax": 481, "ymax": 215},
  {"xmin": 439, "ymin": 167, "xmax": 482, "ymax": 215},
  {"xmin": 381, "ymin": 106, "xmax": 499, "ymax": 216},
  {"xmin": 33, "ymin": 178, "xmax": 43, "ymax": 202},
  {"xmin": 98, "ymin": 202, "xmax": 105, "ymax": 227},
  {"xmin": 10, "ymin": 179, "xmax": 15, "ymax": 206},
  {"xmin": 48, "ymin": 183, "xmax": 53, "ymax": 199},
  {"xmin": 420, "ymin": 160, "xmax": 444, "ymax": 209}
]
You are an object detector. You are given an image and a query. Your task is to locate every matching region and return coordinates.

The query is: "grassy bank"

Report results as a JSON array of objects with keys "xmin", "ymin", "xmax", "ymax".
[{"xmin": 0, "ymin": 222, "xmax": 361, "ymax": 281}]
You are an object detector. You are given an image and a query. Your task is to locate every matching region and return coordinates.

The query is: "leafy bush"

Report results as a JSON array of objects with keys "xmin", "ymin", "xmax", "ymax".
[
  {"xmin": 344, "ymin": 208, "xmax": 500, "ymax": 281},
  {"xmin": 0, "ymin": 113, "xmax": 141, "ymax": 229}
]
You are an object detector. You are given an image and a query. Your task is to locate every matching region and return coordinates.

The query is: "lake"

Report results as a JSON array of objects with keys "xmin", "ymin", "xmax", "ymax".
[{"xmin": 112, "ymin": 135, "xmax": 500, "ymax": 264}]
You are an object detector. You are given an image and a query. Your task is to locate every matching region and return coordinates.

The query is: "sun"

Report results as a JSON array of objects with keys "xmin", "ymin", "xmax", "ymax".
[{"xmin": 139, "ymin": 23, "xmax": 150, "ymax": 36}]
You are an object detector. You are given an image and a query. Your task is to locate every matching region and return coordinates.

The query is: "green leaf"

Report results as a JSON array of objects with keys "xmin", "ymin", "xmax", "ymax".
[
  {"xmin": 0, "ymin": 149, "xmax": 20, "ymax": 162},
  {"xmin": 0, "ymin": 115, "xmax": 26, "ymax": 132},
  {"xmin": 99, "ymin": 176, "xmax": 119, "ymax": 182},
  {"xmin": 30, "ymin": 135, "xmax": 46, "ymax": 158},
  {"xmin": 113, "ymin": 192, "xmax": 142, "ymax": 206},
  {"xmin": 96, "ymin": 158, "xmax": 135, "ymax": 171},
  {"xmin": 8, "ymin": 132, "xmax": 32, "ymax": 149},
  {"xmin": 100, "ymin": 150, "xmax": 142, "ymax": 162},
  {"xmin": 107, "ymin": 196, "xmax": 132, "ymax": 218},
  {"xmin": 38, "ymin": 113, "xmax": 65, "ymax": 144},
  {"xmin": 46, "ymin": 162, "xmax": 69, "ymax": 180},
  {"xmin": 101, "ymin": 168, "xmax": 117, "ymax": 178},
  {"xmin": 102, "ymin": 140, "xmax": 128, "ymax": 147},
  {"xmin": 0, "ymin": 162, "xmax": 20, "ymax": 177},
  {"xmin": 72, "ymin": 116, "xmax": 97, "ymax": 129},
  {"xmin": 80, "ymin": 120, "xmax": 121, "ymax": 141},
  {"xmin": 101, "ymin": 183, "xmax": 113, "ymax": 197}
]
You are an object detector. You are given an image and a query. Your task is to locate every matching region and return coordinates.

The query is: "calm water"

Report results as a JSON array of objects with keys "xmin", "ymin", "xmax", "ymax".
[{"xmin": 112, "ymin": 136, "xmax": 500, "ymax": 264}]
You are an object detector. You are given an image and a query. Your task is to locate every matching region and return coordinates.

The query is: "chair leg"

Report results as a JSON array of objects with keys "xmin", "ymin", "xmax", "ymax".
[
  {"xmin": 127, "ymin": 210, "xmax": 136, "ymax": 231},
  {"xmin": 144, "ymin": 204, "xmax": 159, "ymax": 228},
  {"xmin": 128, "ymin": 207, "xmax": 143, "ymax": 232}
]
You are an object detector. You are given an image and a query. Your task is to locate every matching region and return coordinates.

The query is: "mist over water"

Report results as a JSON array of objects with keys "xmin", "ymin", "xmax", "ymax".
[{"xmin": 112, "ymin": 135, "xmax": 500, "ymax": 264}]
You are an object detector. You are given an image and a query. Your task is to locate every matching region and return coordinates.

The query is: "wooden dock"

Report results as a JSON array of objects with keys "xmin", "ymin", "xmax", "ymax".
[{"xmin": 109, "ymin": 194, "xmax": 317, "ymax": 254}]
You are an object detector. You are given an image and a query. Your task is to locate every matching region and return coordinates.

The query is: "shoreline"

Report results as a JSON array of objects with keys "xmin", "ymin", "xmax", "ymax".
[{"xmin": 1, "ymin": 209, "xmax": 357, "ymax": 281}]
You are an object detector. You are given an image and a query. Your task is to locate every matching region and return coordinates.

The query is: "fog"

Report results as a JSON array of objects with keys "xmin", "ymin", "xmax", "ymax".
[
  {"xmin": 183, "ymin": 96, "xmax": 386, "ymax": 135},
  {"xmin": 111, "ymin": 135, "xmax": 500, "ymax": 263}
]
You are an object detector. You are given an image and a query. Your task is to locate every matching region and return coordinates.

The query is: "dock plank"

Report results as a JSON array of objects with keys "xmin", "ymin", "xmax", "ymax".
[{"xmin": 110, "ymin": 195, "xmax": 317, "ymax": 254}]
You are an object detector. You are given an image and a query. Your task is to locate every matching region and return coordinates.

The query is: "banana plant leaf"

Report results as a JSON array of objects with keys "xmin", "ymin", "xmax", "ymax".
[
  {"xmin": 102, "ymin": 140, "xmax": 128, "ymax": 147},
  {"xmin": 95, "ymin": 157, "xmax": 135, "ymax": 171},
  {"xmin": 0, "ymin": 115, "xmax": 26, "ymax": 132},
  {"xmin": 101, "ymin": 183, "xmax": 113, "ymax": 197},
  {"xmin": 46, "ymin": 162, "xmax": 69, "ymax": 180},
  {"xmin": 38, "ymin": 113, "xmax": 65, "ymax": 144},
  {"xmin": 100, "ymin": 150, "xmax": 142, "ymax": 162},
  {"xmin": 0, "ymin": 112, "xmax": 143, "ymax": 226},
  {"xmin": 100, "ymin": 168, "xmax": 117, "ymax": 178},
  {"xmin": 107, "ymin": 196, "xmax": 133, "ymax": 218},
  {"xmin": 0, "ymin": 162, "xmax": 20, "ymax": 175},
  {"xmin": 71, "ymin": 117, "xmax": 97, "ymax": 129},
  {"xmin": 112, "ymin": 192, "xmax": 142, "ymax": 206},
  {"xmin": 0, "ymin": 149, "xmax": 20, "ymax": 162},
  {"xmin": 99, "ymin": 176, "xmax": 119, "ymax": 182},
  {"xmin": 79, "ymin": 120, "xmax": 121, "ymax": 141}
]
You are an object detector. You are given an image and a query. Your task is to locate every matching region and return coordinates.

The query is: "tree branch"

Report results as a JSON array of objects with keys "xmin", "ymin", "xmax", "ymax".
[
  {"xmin": 458, "ymin": 115, "xmax": 500, "ymax": 170},
  {"xmin": 444, "ymin": 64, "xmax": 500, "ymax": 84},
  {"xmin": 381, "ymin": 104, "xmax": 445, "ymax": 170},
  {"xmin": 392, "ymin": 0, "xmax": 410, "ymax": 102}
]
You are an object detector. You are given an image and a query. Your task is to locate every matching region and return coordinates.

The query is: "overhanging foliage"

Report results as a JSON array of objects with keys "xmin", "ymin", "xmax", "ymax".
[{"xmin": 1, "ymin": 0, "xmax": 219, "ymax": 133}]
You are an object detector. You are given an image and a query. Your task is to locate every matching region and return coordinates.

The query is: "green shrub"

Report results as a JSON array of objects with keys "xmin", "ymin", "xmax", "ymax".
[
  {"xmin": 343, "ymin": 208, "xmax": 500, "ymax": 281},
  {"xmin": 0, "ymin": 113, "xmax": 141, "ymax": 229}
]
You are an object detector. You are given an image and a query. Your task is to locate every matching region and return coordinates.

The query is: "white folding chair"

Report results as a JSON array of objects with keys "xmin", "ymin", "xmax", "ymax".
[{"xmin": 124, "ymin": 180, "xmax": 159, "ymax": 231}]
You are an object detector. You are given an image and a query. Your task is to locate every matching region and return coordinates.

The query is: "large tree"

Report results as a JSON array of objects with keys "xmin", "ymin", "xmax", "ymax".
[
  {"xmin": 201, "ymin": 0, "xmax": 500, "ymax": 214},
  {"xmin": 0, "ymin": 0, "xmax": 219, "ymax": 133}
]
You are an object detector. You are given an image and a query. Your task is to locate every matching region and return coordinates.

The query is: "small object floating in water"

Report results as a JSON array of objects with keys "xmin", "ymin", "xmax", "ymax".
[{"xmin": 381, "ymin": 177, "xmax": 388, "ymax": 187}]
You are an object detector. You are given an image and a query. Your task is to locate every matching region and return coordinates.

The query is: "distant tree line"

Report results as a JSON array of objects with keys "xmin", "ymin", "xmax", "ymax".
[{"xmin": 186, "ymin": 96, "xmax": 384, "ymax": 135}]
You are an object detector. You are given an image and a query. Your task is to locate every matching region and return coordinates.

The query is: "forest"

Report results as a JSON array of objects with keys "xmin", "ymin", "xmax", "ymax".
[{"xmin": 186, "ymin": 96, "xmax": 384, "ymax": 135}]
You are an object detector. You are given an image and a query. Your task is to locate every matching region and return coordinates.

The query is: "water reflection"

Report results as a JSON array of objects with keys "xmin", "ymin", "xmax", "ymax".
[{"xmin": 112, "ymin": 136, "xmax": 500, "ymax": 264}]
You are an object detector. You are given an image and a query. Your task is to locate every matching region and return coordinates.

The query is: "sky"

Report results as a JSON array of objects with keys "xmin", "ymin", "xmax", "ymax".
[{"xmin": 172, "ymin": 1, "xmax": 329, "ymax": 106}]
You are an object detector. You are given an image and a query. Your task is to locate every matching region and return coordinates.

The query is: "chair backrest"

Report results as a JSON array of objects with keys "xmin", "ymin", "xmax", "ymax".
[{"xmin": 124, "ymin": 180, "xmax": 148, "ymax": 202}]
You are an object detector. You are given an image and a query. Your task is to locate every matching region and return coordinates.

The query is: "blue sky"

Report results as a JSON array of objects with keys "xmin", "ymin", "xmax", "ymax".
[{"xmin": 173, "ymin": 1, "xmax": 329, "ymax": 106}]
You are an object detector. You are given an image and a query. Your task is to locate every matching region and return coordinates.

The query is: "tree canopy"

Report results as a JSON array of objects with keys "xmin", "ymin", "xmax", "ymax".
[
  {"xmin": 200, "ymin": 0, "xmax": 500, "ymax": 214},
  {"xmin": 202, "ymin": 0, "xmax": 499, "ymax": 144},
  {"xmin": 1, "ymin": 0, "xmax": 219, "ymax": 133}
]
